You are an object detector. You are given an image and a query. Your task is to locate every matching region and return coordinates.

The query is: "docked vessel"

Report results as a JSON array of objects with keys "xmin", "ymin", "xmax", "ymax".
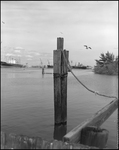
[
  {"xmin": 1, "ymin": 57, "xmax": 24, "ymax": 68},
  {"xmin": 47, "ymin": 65, "xmax": 53, "ymax": 68},
  {"xmin": 47, "ymin": 60, "xmax": 53, "ymax": 68},
  {"xmin": 72, "ymin": 66, "xmax": 87, "ymax": 69},
  {"xmin": 1, "ymin": 61, "xmax": 24, "ymax": 68}
]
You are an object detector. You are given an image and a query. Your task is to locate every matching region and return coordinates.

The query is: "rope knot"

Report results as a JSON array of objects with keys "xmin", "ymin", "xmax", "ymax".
[
  {"xmin": 54, "ymin": 73, "xmax": 68, "ymax": 78},
  {"xmin": 94, "ymin": 91, "xmax": 99, "ymax": 96}
]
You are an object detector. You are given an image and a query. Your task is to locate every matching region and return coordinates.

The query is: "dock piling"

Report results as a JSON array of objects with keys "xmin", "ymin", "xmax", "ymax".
[
  {"xmin": 42, "ymin": 66, "xmax": 45, "ymax": 75},
  {"xmin": 80, "ymin": 126, "xmax": 109, "ymax": 148},
  {"xmin": 53, "ymin": 37, "xmax": 69, "ymax": 125}
]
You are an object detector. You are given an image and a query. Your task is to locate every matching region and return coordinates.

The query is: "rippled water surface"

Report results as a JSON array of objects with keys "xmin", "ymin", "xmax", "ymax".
[{"xmin": 1, "ymin": 68, "xmax": 118, "ymax": 148}]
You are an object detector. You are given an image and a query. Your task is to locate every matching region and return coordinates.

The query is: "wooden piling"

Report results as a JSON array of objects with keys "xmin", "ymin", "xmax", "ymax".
[
  {"xmin": 54, "ymin": 124, "xmax": 67, "ymax": 141},
  {"xmin": 53, "ymin": 37, "xmax": 69, "ymax": 125},
  {"xmin": 57, "ymin": 37, "xmax": 64, "ymax": 50},
  {"xmin": 42, "ymin": 66, "xmax": 44, "ymax": 74},
  {"xmin": 61, "ymin": 49, "xmax": 69, "ymax": 124},
  {"xmin": 80, "ymin": 126, "xmax": 109, "ymax": 148}
]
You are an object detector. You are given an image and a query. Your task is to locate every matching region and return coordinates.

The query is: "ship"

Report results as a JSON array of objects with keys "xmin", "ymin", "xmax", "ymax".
[
  {"xmin": 72, "ymin": 66, "xmax": 87, "ymax": 69},
  {"xmin": 70, "ymin": 62, "xmax": 88, "ymax": 69},
  {"xmin": 1, "ymin": 61, "xmax": 24, "ymax": 68},
  {"xmin": 1, "ymin": 57, "xmax": 24, "ymax": 68},
  {"xmin": 47, "ymin": 60, "xmax": 53, "ymax": 68},
  {"xmin": 47, "ymin": 65, "xmax": 53, "ymax": 68}
]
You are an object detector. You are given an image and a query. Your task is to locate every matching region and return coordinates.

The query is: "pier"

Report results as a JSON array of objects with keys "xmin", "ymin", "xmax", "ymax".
[{"xmin": 1, "ymin": 38, "xmax": 118, "ymax": 149}]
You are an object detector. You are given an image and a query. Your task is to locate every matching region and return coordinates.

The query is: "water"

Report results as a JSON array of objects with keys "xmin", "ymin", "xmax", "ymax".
[{"xmin": 1, "ymin": 68, "xmax": 118, "ymax": 148}]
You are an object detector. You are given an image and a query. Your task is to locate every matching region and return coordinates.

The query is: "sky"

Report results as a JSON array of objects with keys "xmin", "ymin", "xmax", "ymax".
[{"xmin": 1, "ymin": 1, "xmax": 118, "ymax": 66}]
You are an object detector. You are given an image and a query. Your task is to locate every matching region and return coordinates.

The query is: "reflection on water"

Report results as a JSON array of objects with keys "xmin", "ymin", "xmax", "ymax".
[
  {"xmin": 1, "ymin": 68, "xmax": 118, "ymax": 148},
  {"xmin": 7, "ymin": 73, "xmax": 16, "ymax": 78}
]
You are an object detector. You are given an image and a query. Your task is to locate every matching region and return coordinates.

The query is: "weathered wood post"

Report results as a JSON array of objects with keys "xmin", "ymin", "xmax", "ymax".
[
  {"xmin": 80, "ymin": 126, "xmax": 109, "ymax": 148},
  {"xmin": 42, "ymin": 66, "xmax": 44, "ymax": 75},
  {"xmin": 53, "ymin": 37, "xmax": 69, "ymax": 125},
  {"xmin": 54, "ymin": 125, "xmax": 67, "ymax": 141}
]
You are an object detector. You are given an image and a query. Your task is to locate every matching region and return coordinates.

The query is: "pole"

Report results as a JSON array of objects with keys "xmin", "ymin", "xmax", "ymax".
[{"xmin": 53, "ymin": 37, "xmax": 69, "ymax": 125}]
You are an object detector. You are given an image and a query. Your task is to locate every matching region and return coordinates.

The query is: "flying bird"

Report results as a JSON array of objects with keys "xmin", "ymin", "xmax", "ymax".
[
  {"xmin": 60, "ymin": 32, "xmax": 63, "ymax": 34},
  {"xmin": 2, "ymin": 21, "xmax": 5, "ymax": 24},
  {"xmin": 84, "ymin": 45, "xmax": 88, "ymax": 49},
  {"xmin": 84, "ymin": 45, "xmax": 92, "ymax": 49}
]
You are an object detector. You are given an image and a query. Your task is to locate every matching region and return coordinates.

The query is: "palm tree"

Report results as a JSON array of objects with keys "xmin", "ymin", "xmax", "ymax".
[{"xmin": 95, "ymin": 51, "xmax": 115, "ymax": 67}]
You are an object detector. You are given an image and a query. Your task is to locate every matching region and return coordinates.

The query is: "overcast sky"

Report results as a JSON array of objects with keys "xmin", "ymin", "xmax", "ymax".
[{"xmin": 1, "ymin": 1, "xmax": 118, "ymax": 66}]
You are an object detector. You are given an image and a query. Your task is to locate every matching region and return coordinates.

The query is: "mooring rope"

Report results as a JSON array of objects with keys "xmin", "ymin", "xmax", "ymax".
[{"xmin": 62, "ymin": 50, "xmax": 118, "ymax": 99}]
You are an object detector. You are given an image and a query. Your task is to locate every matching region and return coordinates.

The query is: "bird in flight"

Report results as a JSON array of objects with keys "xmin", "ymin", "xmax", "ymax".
[
  {"xmin": 84, "ymin": 45, "xmax": 92, "ymax": 49},
  {"xmin": 2, "ymin": 21, "xmax": 5, "ymax": 24},
  {"xmin": 60, "ymin": 32, "xmax": 63, "ymax": 34},
  {"xmin": 84, "ymin": 45, "xmax": 88, "ymax": 49}
]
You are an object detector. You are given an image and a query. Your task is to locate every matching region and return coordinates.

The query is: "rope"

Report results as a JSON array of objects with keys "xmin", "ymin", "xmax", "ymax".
[
  {"xmin": 61, "ymin": 50, "xmax": 118, "ymax": 99},
  {"xmin": 54, "ymin": 73, "xmax": 68, "ymax": 78}
]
